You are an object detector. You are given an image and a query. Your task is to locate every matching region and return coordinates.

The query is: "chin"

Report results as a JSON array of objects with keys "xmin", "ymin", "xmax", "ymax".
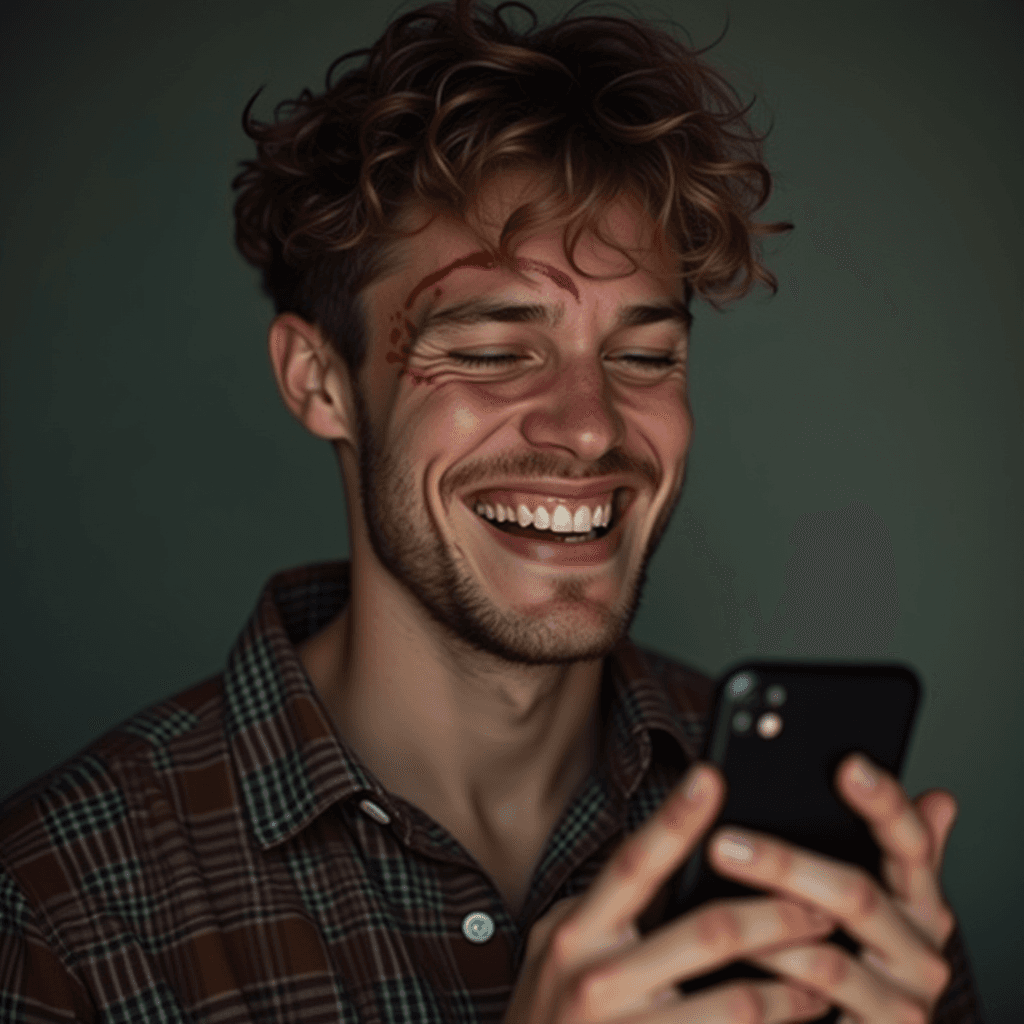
[{"xmin": 435, "ymin": 571, "xmax": 646, "ymax": 666}]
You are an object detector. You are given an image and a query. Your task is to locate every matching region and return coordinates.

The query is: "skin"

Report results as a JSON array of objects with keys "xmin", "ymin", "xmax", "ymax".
[{"xmin": 268, "ymin": 170, "xmax": 959, "ymax": 1022}]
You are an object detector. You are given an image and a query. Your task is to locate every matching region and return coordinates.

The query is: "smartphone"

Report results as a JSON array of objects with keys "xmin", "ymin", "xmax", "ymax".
[{"xmin": 656, "ymin": 661, "xmax": 921, "ymax": 1014}]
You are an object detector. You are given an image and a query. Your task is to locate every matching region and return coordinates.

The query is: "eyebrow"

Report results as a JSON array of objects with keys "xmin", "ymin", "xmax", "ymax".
[
  {"xmin": 412, "ymin": 298, "xmax": 692, "ymax": 347},
  {"xmin": 418, "ymin": 300, "xmax": 560, "ymax": 337},
  {"xmin": 617, "ymin": 301, "xmax": 693, "ymax": 330}
]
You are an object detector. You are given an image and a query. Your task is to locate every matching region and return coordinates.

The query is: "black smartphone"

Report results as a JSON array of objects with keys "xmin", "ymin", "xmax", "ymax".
[{"xmin": 657, "ymin": 661, "xmax": 921, "ymax": 1017}]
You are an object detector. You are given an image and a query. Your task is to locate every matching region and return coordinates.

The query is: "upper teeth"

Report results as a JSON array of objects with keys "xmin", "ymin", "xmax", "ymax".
[{"xmin": 474, "ymin": 500, "xmax": 612, "ymax": 533}]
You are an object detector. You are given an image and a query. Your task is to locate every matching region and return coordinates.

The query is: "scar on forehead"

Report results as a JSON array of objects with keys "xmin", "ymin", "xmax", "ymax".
[
  {"xmin": 514, "ymin": 257, "xmax": 579, "ymax": 302},
  {"xmin": 403, "ymin": 250, "xmax": 580, "ymax": 310}
]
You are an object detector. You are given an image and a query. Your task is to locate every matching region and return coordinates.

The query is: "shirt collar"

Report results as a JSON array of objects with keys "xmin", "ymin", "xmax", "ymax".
[{"xmin": 224, "ymin": 561, "xmax": 705, "ymax": 850}]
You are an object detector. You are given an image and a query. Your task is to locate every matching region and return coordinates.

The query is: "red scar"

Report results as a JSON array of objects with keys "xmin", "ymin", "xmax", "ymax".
[
  {"xmin": 403, "ymin": 251, "xmax": 499, "ymax": 310},
  {"xmin": 513, "ymin": 257, "xmax": 580, "ymax": 302},
  {"xmin": 403, "ymin": 250, "xmax": 580, "ymax": 309}
]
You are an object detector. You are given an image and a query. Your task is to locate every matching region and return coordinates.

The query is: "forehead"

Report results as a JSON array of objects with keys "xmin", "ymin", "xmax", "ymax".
[{"xmin": 369, "ymin": 185, "xmax": 679, "ymax": 318}]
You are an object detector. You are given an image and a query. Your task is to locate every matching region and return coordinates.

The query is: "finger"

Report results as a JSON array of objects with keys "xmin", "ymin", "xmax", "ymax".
[
  {"xmin": 507, "ymin": 896, "xmax": 588, "ymax": 1024},
  {"xmin": 522, "ymin": 896, "xmax": 585, "ymax": 966},
  {"xmin": 708, "ymin": 829, "xmax": 950, "ymax": 1002},
  {"xmin": 558, "ymin": 764, "xmax": 724, "ymax": 963},
  {"xmin": 836, "ymin": 755, "xmax": 932, "ymax": 886},
  {"xmin": 753, "ymin": 943, "xmax": 934, "ymax": 1024},
  {"xmin": 914, "ymin": 789, "xmax": 958, "ymax": 876},
  {"xmin": 574, "ymin": 897, "xmax": 834, "ymax": 1016},
  {"xmin": 671, "ymin": 982, "xmax": 831, "ymax": 1024},
  {"xmin": 836, "ymin": 756, "xmax": 957, "ymax": 945}
]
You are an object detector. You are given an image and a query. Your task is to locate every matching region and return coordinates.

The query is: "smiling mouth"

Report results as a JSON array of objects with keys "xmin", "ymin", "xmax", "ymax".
[{"xmin": 471, "ymin": 489, "xmax": 627, "ymax": 544}]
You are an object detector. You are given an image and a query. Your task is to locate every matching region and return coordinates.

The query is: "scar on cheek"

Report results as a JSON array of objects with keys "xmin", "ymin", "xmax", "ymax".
[
  {"xmin": 385, "ymin": 281, "xmax": 455, "ymax": 384},
  {"xmin": 383, "ymin": 314, "xmax": 442, "ymax": 389},
  {"xmin": 384, "ymin": 307, "xmax": 419, "ymax": 373}
]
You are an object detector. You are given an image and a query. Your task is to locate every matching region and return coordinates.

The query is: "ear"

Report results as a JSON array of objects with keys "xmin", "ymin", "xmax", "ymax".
[{"xmin": 268, "ymin": 313, "xmax": 357, "ymax": 444}]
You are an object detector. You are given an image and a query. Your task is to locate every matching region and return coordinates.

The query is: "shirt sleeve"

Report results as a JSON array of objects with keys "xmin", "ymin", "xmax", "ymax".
[
  {"xmin": 0, "ymin": 867, "xmax": 94, "ymax": 1023},
  {"xmin": 933, "ymin": 924, "xmax": 985, "ymax": 1024}
]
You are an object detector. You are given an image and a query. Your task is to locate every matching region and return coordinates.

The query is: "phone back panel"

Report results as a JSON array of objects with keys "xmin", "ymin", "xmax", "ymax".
[
  {"xmin": 660, "ymin": 661, "xmax": 920, "ymax": 999},
  {"xmin": 707, "ymin": 662, "xmax": 919, "ymax": 869}
]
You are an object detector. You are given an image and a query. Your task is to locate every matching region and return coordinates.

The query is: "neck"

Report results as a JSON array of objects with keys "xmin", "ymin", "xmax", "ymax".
[{"xmin": 298, "ymin": 552, "xmax": 605, "ymax": 847}]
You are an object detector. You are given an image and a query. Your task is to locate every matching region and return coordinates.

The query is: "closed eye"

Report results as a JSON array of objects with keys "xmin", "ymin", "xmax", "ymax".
[
  {"xmin": 449, "ymin": 352, "xmax": 522, "ymax": 366},
  {"xmin": 616, "ymin": 354, "xmax": 681, "ymax": 367},
  {"xmin": 447, "ymin": 352, "xmax": 681, "ymax": 369}
]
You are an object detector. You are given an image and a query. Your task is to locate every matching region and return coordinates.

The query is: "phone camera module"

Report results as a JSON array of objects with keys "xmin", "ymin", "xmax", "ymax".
[
  {"xmin": 765, "ymin": 685, "xmax": 787, "ymax": 708},
  {"xmin": 756, "ymin": 712, "xmax": 783, "ymax": 739},
  {"xmin": 728, "ymin": 672, "xmax": 756, "ymax": 699},
  {"xmin": 732, "ymin": 710, "xmax": 753, "ymax": 733}
]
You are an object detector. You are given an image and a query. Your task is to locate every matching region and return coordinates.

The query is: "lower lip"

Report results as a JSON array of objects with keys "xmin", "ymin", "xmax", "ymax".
[{"xmin": 472, "ymin": 505, "xmax": 628, "ymax": 567}]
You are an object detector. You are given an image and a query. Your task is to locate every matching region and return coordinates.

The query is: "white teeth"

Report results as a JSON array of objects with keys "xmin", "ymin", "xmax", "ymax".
[
  {"xmin": 551, "ymin": 505, "xmax": 572, "ymax": 533},
  {"xmin": 474, "ymin": 496, "xmax": 615, "ymax": 533}
]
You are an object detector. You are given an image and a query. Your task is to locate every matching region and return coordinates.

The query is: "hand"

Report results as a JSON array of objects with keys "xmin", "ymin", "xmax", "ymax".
[
  {"xmin": 707, "ymin": 753, "xmax": 958, "ymax": 1023},
  {"xmin": 505, "ymin": 764, "xmax": 836, "ymax": 1023}
]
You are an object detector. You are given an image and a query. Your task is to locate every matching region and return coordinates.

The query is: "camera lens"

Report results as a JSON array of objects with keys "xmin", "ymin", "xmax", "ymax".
[
  {"xmin": 732, "ymin": 710, "xmax": 753, "ymax": 733},
  {"xmin": 765, "ymin": 685, "xmax": 786, "ymax": 708},
  {"xmin": 728, "ymin": 672, "xmax": 755, "ymax": 698}
]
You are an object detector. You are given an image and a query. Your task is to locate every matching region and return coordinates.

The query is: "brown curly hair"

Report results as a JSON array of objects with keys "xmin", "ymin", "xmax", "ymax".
[{"xmin": 232, "ymin": 0, "xmax": 790, "ymax": 373}]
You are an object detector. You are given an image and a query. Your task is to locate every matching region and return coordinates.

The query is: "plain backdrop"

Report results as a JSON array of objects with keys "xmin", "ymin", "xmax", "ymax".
[{"xmin": 1, "ymin": 1, "xmax": 1021, "ymax": 1019}]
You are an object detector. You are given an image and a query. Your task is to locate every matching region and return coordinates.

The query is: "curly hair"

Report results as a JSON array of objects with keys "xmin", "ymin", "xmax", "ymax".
[{"xmin": 232, "ymin": 0, "xmax": 791, "ymax": 373}]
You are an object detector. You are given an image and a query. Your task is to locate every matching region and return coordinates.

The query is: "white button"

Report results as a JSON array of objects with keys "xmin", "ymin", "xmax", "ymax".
[
  {"xmin": 461, "ymin": 911, "xmax": 495, "ymax": 944},
  {"xmin": 359, "ymin": 798, "xmax": 391, "ymax": 825}
]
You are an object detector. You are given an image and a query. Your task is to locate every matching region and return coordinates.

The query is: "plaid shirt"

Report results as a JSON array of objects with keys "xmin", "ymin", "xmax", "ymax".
[{"xmin": 0, "ymin": 562, "xmax": 982, "ymax": 1022}]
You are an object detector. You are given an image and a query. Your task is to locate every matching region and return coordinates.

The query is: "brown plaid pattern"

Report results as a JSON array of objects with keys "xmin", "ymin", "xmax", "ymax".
[{"xmin": 0, "ymin": 562, "xmax": 982, "ymax": 1022}]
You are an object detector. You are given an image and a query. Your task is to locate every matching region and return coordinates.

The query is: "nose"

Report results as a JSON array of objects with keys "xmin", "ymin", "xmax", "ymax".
[{"xmin": 519, "ymin": 357, "xmax": 625, "ymax": 462}]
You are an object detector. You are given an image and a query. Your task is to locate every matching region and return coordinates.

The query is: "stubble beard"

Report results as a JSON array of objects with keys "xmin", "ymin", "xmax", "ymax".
[{"xmin": 354, "ymin": 396, "xmax": 686, "ymax": 665}]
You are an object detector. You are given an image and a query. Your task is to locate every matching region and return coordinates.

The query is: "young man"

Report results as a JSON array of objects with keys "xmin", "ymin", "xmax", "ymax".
[{"xmin": 0, "ymin": 2, "xmax": 981, "ymax": 1021}]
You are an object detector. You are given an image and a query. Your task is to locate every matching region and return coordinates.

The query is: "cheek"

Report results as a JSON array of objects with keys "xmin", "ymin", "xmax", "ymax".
[
  {"xmin": 631, "ymin": 391, "xmax": 694, "ymax": 460},
  {"xmin": 406, "ymin": 399, "xmax": 483, "ymax": 451},
  {"xmin": 425, "ymin": 397, "xmax": 493, "ymax": 454},
  {"xmin": 449, "ymin": 404, "xmax": 481, "ymax": 441},
  {"xmin": 389, "ymin": 392, "xmax": 490, "ymax": 459}
]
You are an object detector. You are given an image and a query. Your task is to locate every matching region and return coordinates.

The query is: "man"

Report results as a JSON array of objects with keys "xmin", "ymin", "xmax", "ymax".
[{"xmin": 0, "ymin": 1, "xmax": 982, "ymax": 1021}]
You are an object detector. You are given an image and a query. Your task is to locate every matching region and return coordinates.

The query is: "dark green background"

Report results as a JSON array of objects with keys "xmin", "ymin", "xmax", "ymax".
[{"xmin": 1, "ymin": 1, "xmax": 1020, "ymax": 1018}]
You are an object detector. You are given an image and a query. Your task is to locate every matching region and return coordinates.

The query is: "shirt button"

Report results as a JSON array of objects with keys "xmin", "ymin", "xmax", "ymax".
[
  {"xmin": 359, "ymin": 798, "xmax": 391, "ymax": 825},
  {"xmin": 461, "ymin": 911, "xmax": 495, "ymax": 944}
]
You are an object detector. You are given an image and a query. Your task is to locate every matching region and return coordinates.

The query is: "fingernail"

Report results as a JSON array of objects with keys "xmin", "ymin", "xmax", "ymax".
[
  {"xmin": 850, "ymin": 755, "xmax": 879, "ymax": 789},
  {"xmin": 715, "ymin": 831, "xmax": 754, "ymax": 863},
  {"xmin": 686, "ymin": 767, "xmax": 711, "ymax": 802}
]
